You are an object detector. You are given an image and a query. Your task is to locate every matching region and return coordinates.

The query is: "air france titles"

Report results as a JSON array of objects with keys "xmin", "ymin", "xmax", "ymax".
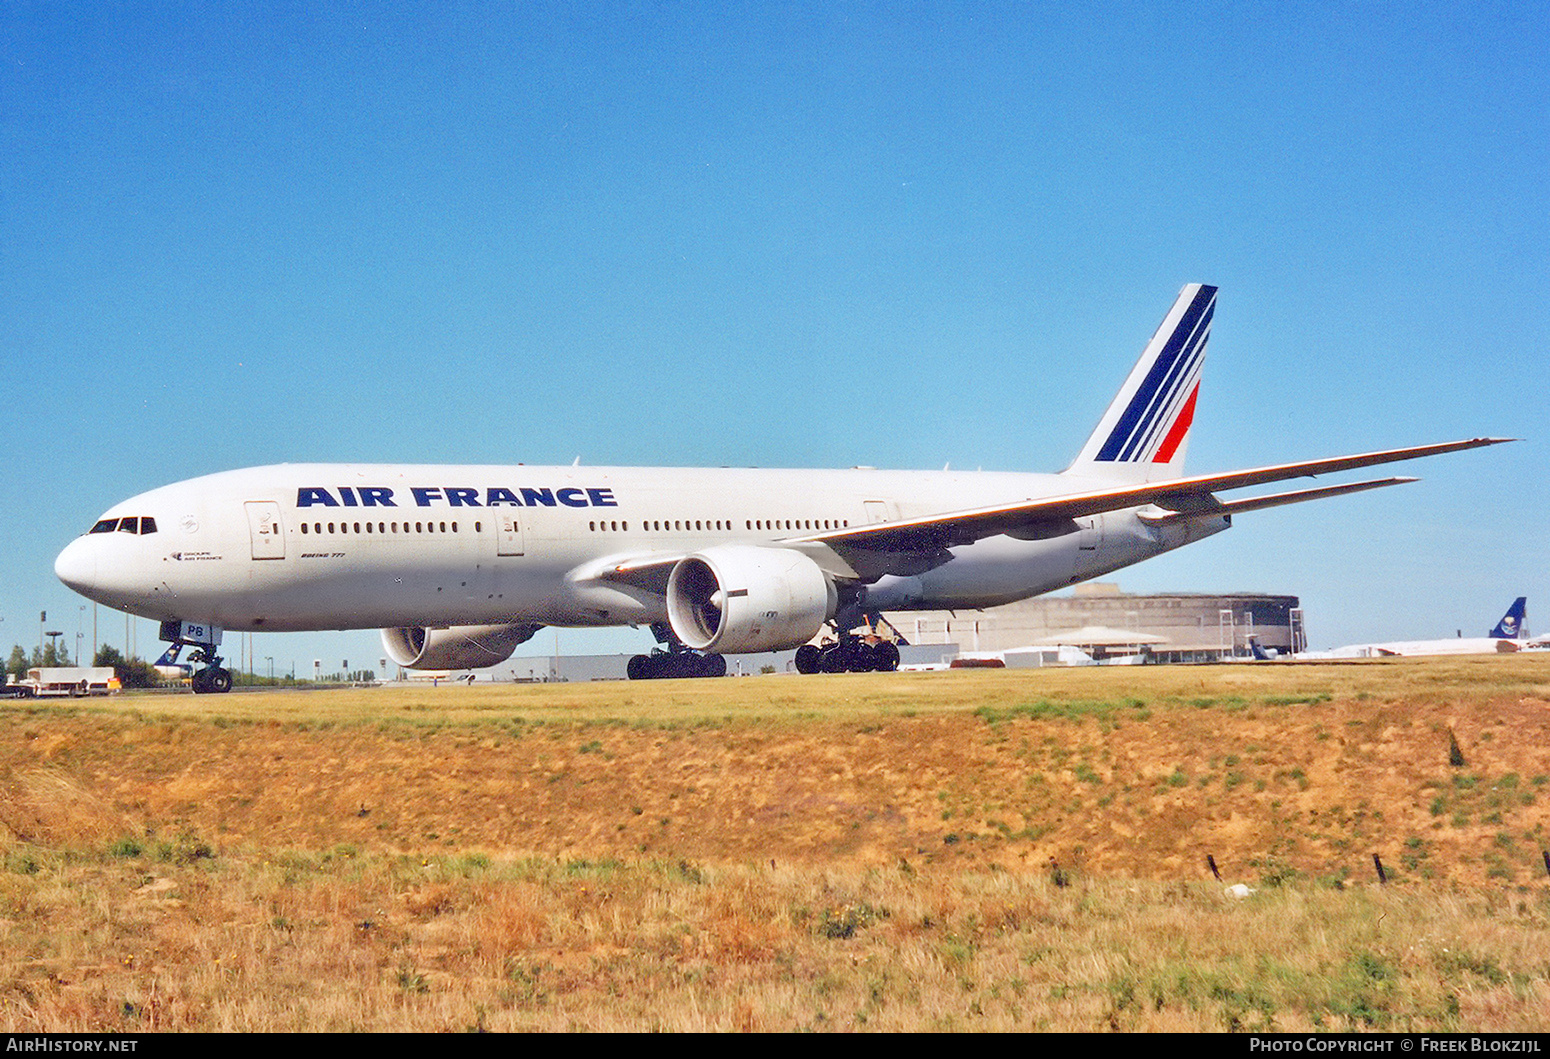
[{"xmin": 295, "ymin": 487, "xmax": 618, "ymax": 509}]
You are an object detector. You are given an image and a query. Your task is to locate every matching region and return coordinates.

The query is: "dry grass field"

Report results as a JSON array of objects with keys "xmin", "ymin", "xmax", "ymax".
[{"xmin": 3, "ymin": 654, "xmax": 1550, "ymax": 1030}]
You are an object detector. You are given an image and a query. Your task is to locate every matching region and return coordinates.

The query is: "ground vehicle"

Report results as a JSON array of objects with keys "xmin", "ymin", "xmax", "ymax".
[{"xmin": 11, "ymin": 666, "xmax": 121, "ymax": 697}]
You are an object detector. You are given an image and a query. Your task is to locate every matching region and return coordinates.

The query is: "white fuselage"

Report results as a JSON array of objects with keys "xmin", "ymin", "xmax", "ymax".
[
  {"xmin": 1307, "ymin": 638, "xmax": 1527, "ymax": 659},
  {"xmin": 53, "ymin": 462, "xmax": 1228, "ymax": 637}
]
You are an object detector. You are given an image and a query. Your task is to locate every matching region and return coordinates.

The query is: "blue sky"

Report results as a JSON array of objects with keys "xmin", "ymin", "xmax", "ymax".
[{"xmin": 2, "ymin": 1, "xmax": 1545, "ymax": 670}]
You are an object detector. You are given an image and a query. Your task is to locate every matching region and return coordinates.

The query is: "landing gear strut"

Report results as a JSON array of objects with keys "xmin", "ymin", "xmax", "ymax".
[
  {"xmin": 627, "ymin": 623, "xmax": 727, "ymax": 680},
  {"xmin": 159, "ymin": 620, "xmax": 232, "ymax": 694}
]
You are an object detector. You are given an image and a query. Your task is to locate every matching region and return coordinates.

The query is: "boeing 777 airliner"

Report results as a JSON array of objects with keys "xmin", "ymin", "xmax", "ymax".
[{"xmin": 54, "ymin": 285, "xmax": 1509, "ymax": 690}]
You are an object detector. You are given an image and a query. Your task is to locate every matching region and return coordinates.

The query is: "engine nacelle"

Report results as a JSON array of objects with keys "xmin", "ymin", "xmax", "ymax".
[
  {"xmin": 667, "ymin": 545, "xmax": 836, "ymax": 654},
  {"xmin": 381, "ymin": 623, "xmax": 540, "ymax": 670}
]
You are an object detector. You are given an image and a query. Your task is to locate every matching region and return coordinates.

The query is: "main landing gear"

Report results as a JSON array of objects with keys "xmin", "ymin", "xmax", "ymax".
[
  {"xmin": 159, "ymin": 620, "xmax": 232, "ymax": 695},
  {"xmin": 794, "ymin": 614, "xmax": 905, "ymax": 675},
  {"xmin": 794, "ymin": 631, "xmax": 901, "ymax": 674},
  {"xmin": 627, "ymin": 623, "xmax": 727, "ymax": 680}
]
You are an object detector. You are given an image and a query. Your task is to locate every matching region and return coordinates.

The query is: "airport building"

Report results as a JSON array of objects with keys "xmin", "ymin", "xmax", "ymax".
[{"xmin": 884, "ymin": 582, "xmax": 1305, "ymax": 664}]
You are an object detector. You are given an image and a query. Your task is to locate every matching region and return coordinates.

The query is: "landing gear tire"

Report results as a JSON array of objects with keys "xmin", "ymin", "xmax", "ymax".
[
  {"xmin": 794, "ymin": 644, "xmax": 822, "ymax": 675},
  {"xmin": 192, "ymin": 666, "xmax": 233, "ymax": 694},
  {"xmin": 819, "ymin": 644, "xmax": 845, "ymax": 673}
]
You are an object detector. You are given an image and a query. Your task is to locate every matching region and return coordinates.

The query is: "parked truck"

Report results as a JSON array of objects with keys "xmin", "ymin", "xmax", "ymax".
[{"xmin": 10, "ymin": 667, "xmax": 121, "ymax": 697}]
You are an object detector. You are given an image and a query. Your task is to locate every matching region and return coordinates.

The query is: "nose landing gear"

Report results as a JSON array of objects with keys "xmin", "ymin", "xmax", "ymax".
[
  {"xmin": 159, "ymin": 620, "xmax": 232, "ymax": 694},
  {"xmin": 188, "ymin": 652, "xmax": 233, "ymax": 694}
]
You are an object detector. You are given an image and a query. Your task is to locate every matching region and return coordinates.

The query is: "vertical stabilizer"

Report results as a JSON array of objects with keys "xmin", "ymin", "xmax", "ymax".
[
  {"xmin": 1067, "ymin": 283, "xmax": 1216, "ymax": 482},
  {"xmin": 1490, "ymin": 597, "xmax": 1527, "ymax": 639}
]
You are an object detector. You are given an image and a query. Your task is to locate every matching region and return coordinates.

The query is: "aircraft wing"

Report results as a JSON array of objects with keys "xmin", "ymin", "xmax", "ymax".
[
  {"xmin": 593, "ymin": 553, "xmax": 681, "ymax": 595},
  {"xmin": 595, "ymin": 437, "xmax": 1510, "ymax": 589},
  {"xmin": 598, "ymin": 543, "xmax": 861, "ymax": 592},
  {"xmin": 791, "ymin": 437, "xmax": 1512, "ymax": 553}
]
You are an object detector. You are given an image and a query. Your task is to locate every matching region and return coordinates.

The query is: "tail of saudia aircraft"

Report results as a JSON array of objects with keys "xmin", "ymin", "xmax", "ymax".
[
  {"xmin": 1066, "ymin": 283, "xmax": 1217, "ymax": 483},
  {"xmin": 1490, "ymin": 597, "xmax": 1527, "ymax": 639}
]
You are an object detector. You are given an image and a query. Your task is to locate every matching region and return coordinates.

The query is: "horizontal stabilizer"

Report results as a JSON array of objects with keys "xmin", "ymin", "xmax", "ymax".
[{"xmin": 1140, "ymin": 477, "xmax": 1418, "ymax": 522}]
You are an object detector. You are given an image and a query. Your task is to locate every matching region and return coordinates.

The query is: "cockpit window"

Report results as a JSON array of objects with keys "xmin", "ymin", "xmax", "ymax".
[{"xmin": 90, "ymin": 515, "xmax": 158, "ymax": 535}]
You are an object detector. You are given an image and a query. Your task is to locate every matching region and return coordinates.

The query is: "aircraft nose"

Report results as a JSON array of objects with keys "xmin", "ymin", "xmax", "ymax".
[{"xmin": 55, "ymin": 537, "xmax": 99, "ymax": 598}]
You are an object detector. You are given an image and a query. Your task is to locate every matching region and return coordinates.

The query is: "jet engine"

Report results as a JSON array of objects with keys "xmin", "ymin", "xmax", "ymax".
[
  {"xmin": 666, "ymin": 545, "xmax": 836, "ymax": 654},
  {"xmin": 381, "ymin": 623, "xmax": 540, "ymax": 670}
]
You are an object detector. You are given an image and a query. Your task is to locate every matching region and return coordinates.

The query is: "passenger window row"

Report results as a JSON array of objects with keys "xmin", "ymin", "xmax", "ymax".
[
  {"xmin": 750, "ymin": 518, "xmax": 848, "ymax": 531},
  {"xmin": 301, "ymin": 520, "xmax": 480, "ymax": 535},
  {"xmin": 587, "ymin": 518, "xmax": 851, "ymax": 533}
]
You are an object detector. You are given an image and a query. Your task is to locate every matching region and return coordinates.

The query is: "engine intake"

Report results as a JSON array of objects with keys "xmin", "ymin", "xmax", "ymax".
[
  {"xmin": 381, "ymin": 623, "xmax": 539, "ymax": 670},
  {"xmin": 667, "ymin": 545, "xmax": 835, "ymax": 654}
]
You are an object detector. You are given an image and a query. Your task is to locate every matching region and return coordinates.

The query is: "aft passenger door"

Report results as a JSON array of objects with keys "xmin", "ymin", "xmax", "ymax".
[{"xmin": 244, "ymin": 501, "xmax": 285, "ymax": 560}]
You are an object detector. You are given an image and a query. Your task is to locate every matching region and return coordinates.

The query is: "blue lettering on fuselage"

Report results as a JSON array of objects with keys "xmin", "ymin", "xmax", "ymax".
[{"xmin": 298, "ymin": 486, "xmax": 620, "ymax": 509}]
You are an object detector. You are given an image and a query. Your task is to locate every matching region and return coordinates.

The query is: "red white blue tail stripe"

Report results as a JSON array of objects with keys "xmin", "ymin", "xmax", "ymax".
[{"xmin": 1069, "ymin": 284, "xmax": 1216, "ymax": 481}]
